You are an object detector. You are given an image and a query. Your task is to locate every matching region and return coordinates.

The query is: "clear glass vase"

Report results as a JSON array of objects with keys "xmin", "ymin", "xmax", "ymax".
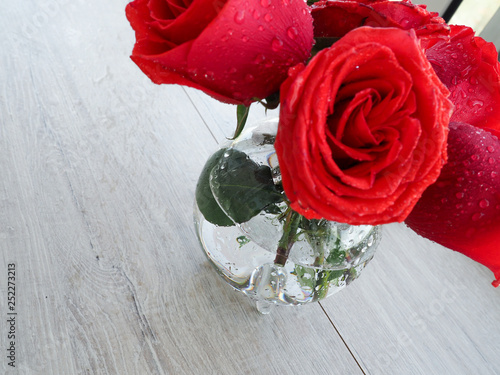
[{"xmin": 194, "ymin": 119, "xmax": 382, "ymax": 314}]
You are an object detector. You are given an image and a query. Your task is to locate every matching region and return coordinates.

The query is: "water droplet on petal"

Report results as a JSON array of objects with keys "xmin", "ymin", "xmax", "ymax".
[
  {"xmin": 287, "ymin": 26, "xmax": 298, "ymax": 40},
  {"xmin": 456, "ymin": 192, "xmax": 465, "ymax": 199},
  {"xmin": 400, "ymin": 18, "xmax": 410, "ymax": 27},
  {"xmin": 479, "ymin": 199, "xmax": 490, "ymax": 208},
  {"xmin": 471, "ymin": 99, "xmax": 484, "ymax": 108},
  {"xmin": 472, "ymin": 212, "xmax": 484, "ymax": 221},
  {"xmin": 487, "ymin": 146, "xmax": 495, "ymax": 153},
  {"xmin": 264, "ymin": 13, "xmax": 273, "ymax": 22},
  {"xmin": 253, "ymin": 9, "xmax": 261, "ymax": 19},
  {"xmin": 492, "ymin": 171, "xmax": 498, "ymax": 178},
  {"xmin": 242, "ymin": 35, "xmax": 249, "ymax": 42},
  {"xmin": 234, "ymin": 10, "xmax": 245, "ymax": 24},
  {"xmin": 471, "ymin": 154, "xmax": 479, "ymax": 161},
  {"xmin": 245, "ymin": 74, "xmax": 254, "ymax": 82},
  {"xmin": 271, "ymin": 37, "xmax": 283, "ymax": 51},
  {"xmin": 254, "ymin": 54, "xmax": 266, "ymax": 64},
  {"xmin": 260, "ymin": 0, "xmax": 271, "ymax": 8}
]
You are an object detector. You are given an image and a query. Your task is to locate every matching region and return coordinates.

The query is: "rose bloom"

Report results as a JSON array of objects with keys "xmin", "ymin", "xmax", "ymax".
[
  {"xmin": 125, "ymin": 0, "xmax": 313, "ymax": 105},
  {"xmin": 311, "ymin": 0, "xmax": 500, "ymax": 284},
  {"xmin": 275, "ymin": 27, "xmax": 453, "ymax": 225}
]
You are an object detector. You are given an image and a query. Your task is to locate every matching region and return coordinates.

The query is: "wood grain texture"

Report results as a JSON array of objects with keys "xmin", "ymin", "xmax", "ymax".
[
  {"xmin": 1, "ymin": 1, "xmax": 361, "ymax": 374},
  {"xmin": 1, "ymin": 0, "xmax": 498, "ymax": 375},
  {"xmin": 321, "ymin": 223, "xmax": 500, "ymax": 375}
]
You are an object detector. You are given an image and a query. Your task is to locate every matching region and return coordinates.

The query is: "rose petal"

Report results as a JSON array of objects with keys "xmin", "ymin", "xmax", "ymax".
[
  {"xmin": 188, "ymin": 0, "xmax": 314, "ymax": 104},
  {"xmin": 153, "ymin": 0, "xmax": 229, "ymax": 45},
  {"xmin": 406, "ymin": 122, "xmax": 500, "ymax": 286},
  {"xmin": 127, "ymin": 0, "xmax": 314, "ymax": 105},
  {"xmin": 424, "ymin": 25, "xmax": 500, "ymax": 132}
]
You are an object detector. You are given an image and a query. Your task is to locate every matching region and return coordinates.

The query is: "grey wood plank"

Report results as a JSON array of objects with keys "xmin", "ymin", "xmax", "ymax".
[
  {"xmin": 0, "ymin": 1, "xmax": 363, "ymax": 374},
  {"xmin": 320, "ymin": 223, "xmax": 500, "ymax": 375}
]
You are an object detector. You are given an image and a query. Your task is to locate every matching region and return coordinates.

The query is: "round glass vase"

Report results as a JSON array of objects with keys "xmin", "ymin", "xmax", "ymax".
[{"xmin": 194, "ymin": 119, "xmax": 382, "ymax": 314}]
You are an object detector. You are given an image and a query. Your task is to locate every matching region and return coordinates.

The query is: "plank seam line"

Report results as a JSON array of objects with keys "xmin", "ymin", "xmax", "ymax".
[
  {"xmin": 182, "ymin": 87, "xmax": 219, "ymax": 144},
  {"xmin": 319, "ymin": 302, "xmax": 367, "ymax": 375}
]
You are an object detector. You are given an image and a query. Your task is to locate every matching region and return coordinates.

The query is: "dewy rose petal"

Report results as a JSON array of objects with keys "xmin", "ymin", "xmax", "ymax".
[
  {"xmin": 406, "ymin": 123, "xmax": 500, "ymax": 287},
  {"xmin": 424, "ymin": 25, "xmax": 500, "ymax": 132},
  {"xmin": 275, "ymin": 27, "xmax": 453, "ymax": 225},
  {"xmin": 126, "ymin": 0, "xmax": 314, "ymax": 105}
]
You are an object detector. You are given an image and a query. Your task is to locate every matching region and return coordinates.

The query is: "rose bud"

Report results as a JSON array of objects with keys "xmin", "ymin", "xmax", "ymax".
[
  {"xmin": 275, "ymin": 27, "xmax": 453, "ymax": 225},
  {"xmin": 126, "ymin": 0, "xmax": 314, "ymax": 105}
]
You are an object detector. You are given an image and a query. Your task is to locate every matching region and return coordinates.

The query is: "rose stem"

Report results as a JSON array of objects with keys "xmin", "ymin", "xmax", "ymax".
[{"xmin": 274, "ymin": 210, "xmax": 301, "ymax": 266}]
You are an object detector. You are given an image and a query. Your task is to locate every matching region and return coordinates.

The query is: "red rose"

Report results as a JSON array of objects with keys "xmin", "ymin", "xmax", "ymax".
[
  {"xmin": 125, "ymin": 0, "xmax": 313, "ymax": 105},
  {"xmin": 274, "ymin": 27, "xmax": 453, "ymax": 225}
]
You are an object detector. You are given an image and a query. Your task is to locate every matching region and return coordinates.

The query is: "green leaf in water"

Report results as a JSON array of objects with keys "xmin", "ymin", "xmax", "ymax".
[
  {"xmin": 195, "ymin": 148, "xmax": 234, "ymax": 227},
  {"xmin": 210, "ymin": 149, "xmax": 283, "ymax": 224}
]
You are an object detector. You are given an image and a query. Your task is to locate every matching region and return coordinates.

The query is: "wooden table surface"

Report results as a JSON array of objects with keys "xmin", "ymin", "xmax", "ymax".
[{"xmin": 1, "ymin": 1, "xmax": 499, "ymax": 374}]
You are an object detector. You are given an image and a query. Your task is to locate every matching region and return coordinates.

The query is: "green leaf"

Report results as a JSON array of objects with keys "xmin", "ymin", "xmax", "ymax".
[
  {"xmin": 232, "ymin": 104, "xmax": 250, "ymax": 140},
  {"xmin": 210, "ymin": 149, "xmax": 283, "ymax": 224},
  {"xmin": 195, "ymin": 148, "xmax": 234, "ymax": 227}
]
